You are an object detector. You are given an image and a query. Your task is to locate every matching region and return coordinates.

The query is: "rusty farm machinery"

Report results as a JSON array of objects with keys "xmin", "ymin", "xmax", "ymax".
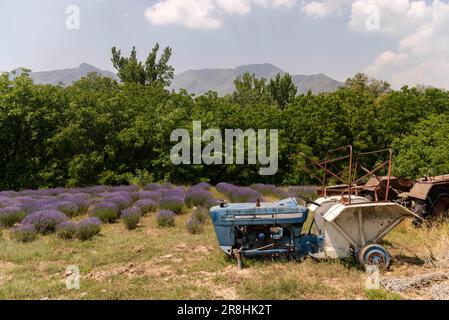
[{"xmin": 210, "ymin": 146, "xmax": 422, "ymax": 269}]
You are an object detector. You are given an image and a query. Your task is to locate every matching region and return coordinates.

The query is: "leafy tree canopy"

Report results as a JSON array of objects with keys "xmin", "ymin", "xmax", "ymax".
[{"xmin": 111, "ymin": 43, "xmax": 174, "ymax": 87}]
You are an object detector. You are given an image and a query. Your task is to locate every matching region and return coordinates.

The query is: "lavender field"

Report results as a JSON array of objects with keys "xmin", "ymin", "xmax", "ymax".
[{"xmin": 0, "ymin": 183, "xmax": 446, "ymax": 300}]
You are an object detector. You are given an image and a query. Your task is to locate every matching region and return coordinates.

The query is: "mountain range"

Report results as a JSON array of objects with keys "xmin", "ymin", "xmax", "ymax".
[
  {"xmin": 6, "ymin": 63, "xmax": 344, "ymax": 95},
  {"xmin": 170, "ymin": 63, "xmax": 344, "ymax": 95}
]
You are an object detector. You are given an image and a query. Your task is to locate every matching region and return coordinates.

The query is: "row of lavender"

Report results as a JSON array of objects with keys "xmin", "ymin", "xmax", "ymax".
[
  {"xmin": 0, "ymin": 183, "xmax": 216, "ymax": 242},
  {"xmin": 216, "ymin": 183, "xmax": 316, "ymax": 203},
  {"xmin": 0, "ymin": 182, "xmax": 316, "ymax": 242}
]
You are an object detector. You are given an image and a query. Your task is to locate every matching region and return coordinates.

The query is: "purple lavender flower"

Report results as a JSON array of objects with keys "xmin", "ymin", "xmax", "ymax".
[
  {"xmin": 76, "ymin": 217, "xmax": 102, "ymax": 241},
  {"xmin": 250, "ymin": 184, "xmax": 287, "ymax": 198},
  {"xmin": 159, "ymin": 196, "xmax": 184, "ymax": 214},
  {"xmin": 185, "ymin": 187, "xmax": 213, "ymax": 208},
  {"xmin": 194, "ymin": 182, "xmax": 211, "ymax": 190},
  {"xmin": 156, "ymin": 210, "xmax": 176, "ymax": 228},
  {"xmin": 0, "ymin": 206, "xmax": 27, "ymax": 227},
  {"xmin": 0, "ymin": 196, "xmax": 18, "ymax": 208},
  {"xmin": 107, "ymin": 192, "xmax": 134, "ymax": 209},
  {"xmin": 121, "ymin": 207, "xmax": 141, "ymax": 230},
  {"xmin": 216, "ymin": 182, "xmax": 234, "ymax": 194},
  {"xmin": 22, "ymin": 209, "xmax": 68, "ymax": 234},
  {"xmin": 89, "ymin": 201, "xmax": 119, "ymax": 223},
  {"xmin": 84, "ymin": 185, "xmax": 108, "ymax": 194},
  {"xmin": 137, "ymin": 190, "xmax": 162, "ymax": 201},
  {"xmin": 217, "ymin": 183, "xmax": 262, "ymax": 203},
  {"xmin": 56, "ymin": 201, "xmax": 87, "ymax": 217},
  {"xmin": 0, "ymin": 191, "xmax": 18, "ymax": 198},
  {"xmin": 162, "ymin": 187, "xmax": 185, "ymax": 199},
  {"xmin": 121, "ymin": 206, "xmax": 141, "ymax": 217},
  {"xmin": 56, "ymin": 221, "xmax": 78, "ymax": 239},
  {"xmin": 135, "ymin": 199, "xmax": 158, "ymax": 214},
  {"xmin": 143, "ymin": 183, "xmax": 161, "ymax": 191}
]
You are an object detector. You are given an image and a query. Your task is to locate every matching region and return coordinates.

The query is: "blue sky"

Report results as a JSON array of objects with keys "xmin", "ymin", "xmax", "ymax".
[{"xmin": 1, "ymin": 0, "xmax": 448, "ymax": 88}]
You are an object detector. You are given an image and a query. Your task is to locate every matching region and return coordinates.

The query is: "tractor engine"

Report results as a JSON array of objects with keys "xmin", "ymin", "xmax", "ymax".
[{"xmin": 209, "ymin": 198, "xmax": 319, "ymax": 258}]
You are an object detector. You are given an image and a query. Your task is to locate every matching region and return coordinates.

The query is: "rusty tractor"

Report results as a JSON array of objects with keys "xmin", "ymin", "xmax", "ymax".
[{"xmin": 302, "ymin": 146, "xmax": 449, "ymax": 222}]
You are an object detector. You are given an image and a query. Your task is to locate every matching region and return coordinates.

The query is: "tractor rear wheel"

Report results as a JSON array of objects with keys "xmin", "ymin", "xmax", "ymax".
[
  {"xmin": 431, "ymin": 193, "xmax": 449, "ymax": 218},
  {"xmin": 412, "ymin": 201, "xmax": 430, "ymax": 226}
]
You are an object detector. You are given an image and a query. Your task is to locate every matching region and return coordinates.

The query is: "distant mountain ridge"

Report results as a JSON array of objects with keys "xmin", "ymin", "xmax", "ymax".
[
  {"xmin": 170, "ymin": 63, "xmax": 344, "ymax": 95},
  {"xmin": 8, "ymin": 63, "xmax": 118, "ymax": 86},
  {"xmin": 6, "ymin": 63, "xmax": 343, "ymax": 94}
]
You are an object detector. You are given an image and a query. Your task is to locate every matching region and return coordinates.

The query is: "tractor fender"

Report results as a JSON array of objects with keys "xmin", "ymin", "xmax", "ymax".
[
  {"xmin": 407, "ymin": 183, "xmax": 436, "ymax": 200},
  {"xmin": 408, "ymin": 182, "xmax": 449, "ymax": 201}
]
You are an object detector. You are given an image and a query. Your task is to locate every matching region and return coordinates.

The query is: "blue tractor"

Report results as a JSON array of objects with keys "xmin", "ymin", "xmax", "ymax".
[
  {"xmin": 209, "ymin": 196, "xmax": 324, "ymax": 269},
  {"xmin": 210, "ymin": 195, "xmax": 419, "ymax": 269}
]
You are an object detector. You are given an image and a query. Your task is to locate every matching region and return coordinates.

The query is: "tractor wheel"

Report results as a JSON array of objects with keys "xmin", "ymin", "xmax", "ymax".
[
  {"xmin": 431, "ymin": 193, "xmax": 449, "ymax": 219},
  {"xmin": 412, "ymin": 201, "xmax": 430, "ymax": 226},
  {"xmin": 358, "ymin": 244, "xmax": 391, "ymax": 270}
]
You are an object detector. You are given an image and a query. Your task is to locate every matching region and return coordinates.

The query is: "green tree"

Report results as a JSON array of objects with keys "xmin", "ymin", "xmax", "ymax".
[
  {"xmin": 231, "ymin": 72, "xmax": 271, "ymax": 105},
  {"xmin": 267, "ymin": 73, "xmax": 297, "ymax": 108},
  {"xmin": 345, "ymin": 73, "xmax": 391, "ymax": 97},
  {"xmin": 393, "ymin": 114, "xmax": 449, "ymax": 178},
  {"xmin": 111, "ymin": 43, "xmax": 174, "ymax": 86}
]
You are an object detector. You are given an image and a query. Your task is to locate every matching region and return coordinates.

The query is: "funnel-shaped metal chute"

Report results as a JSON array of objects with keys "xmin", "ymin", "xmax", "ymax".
[{"xmin": 311, "ymin": 196, "xmax": 421, "ymax": 259}]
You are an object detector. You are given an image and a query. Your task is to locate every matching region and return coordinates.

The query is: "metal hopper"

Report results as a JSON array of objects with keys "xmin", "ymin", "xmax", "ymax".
[
  {"xmin": 299, "ymin": 146, "xmax": 423, "ymax": 268},
  {"xmin": 309, "ymin": 196, "xmax": 421, "ymax": 268}
]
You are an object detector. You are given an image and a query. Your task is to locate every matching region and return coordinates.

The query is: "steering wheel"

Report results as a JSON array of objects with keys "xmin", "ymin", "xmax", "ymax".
[{"xmin": 296, "ymin": 194, "xmax": 321, "ymax": 207}]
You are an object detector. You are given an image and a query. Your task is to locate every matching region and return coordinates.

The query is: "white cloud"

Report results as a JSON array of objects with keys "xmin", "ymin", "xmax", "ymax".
[
  {"xmin": 145, "ymin": 0, "xmax": 297, "ymax": 29},
  {"xmin": 302, "ymin": 0, "xmax": 351, "ymax": 18},
  {"xmin": 145, "ymin": 0, "xmax": 221, "ymax": 29},
  {"xmin": 301, "ymin": 0, "xmax": 449, "ymax": 89},
  {"xmin": 254, "ymin": 0, "xmax": 297, "ymax": 7},
  {"xmin": 216, "ymin": 0, "xmax": 251, "ymax": 14},
  {"xmin": 365, "ymin": 0, "xmax": 449, "ymax": 88},
  {"xmin": 348, "ymin": 0, "xmax": 432, "ymax": 35}
]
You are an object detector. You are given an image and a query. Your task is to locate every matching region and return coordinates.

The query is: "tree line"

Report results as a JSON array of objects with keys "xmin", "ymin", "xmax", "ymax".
[{"xmin": 1, "ymin": 44, "xmax": 448, "ymax": 190}]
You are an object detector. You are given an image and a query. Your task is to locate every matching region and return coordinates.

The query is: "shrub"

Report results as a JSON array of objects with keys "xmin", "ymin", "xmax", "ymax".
[
  {"xmin": 217, "ymin": 182, "xmax": 262, "ymax": 202},
  {"xmin": 121, "ymin": 207, "xmax": 141, "ymax": 230},
  {"xmin": 250, "ymin": 184, "xmax": 287, "ymax": 198},
  {"xmin": 56, "ymin": 221, "xmax": 78, "ymax": 239},
  {"xmin": 109, "ymin": 192, "xmax": 134, "ymax": 209},
  {"xmin": 156, "ymin": 210, "xmax": 175, "ymax": 228},
  {"xmin": 186, "ymin": 219, "xmax": 203, "ymax": 234},
  {"xmin": 163, "ymin": 187, "xmax": 185, "ymax": 199},
  {"xmin": 0, "ymin": 196, "xmax": 16, "ymax": 208},
  {"xmin": 10, "ymin": 224, "xmax": 38, "ymax": 243},
  {"xmin": 0, "ymin": 207, "xmax": 27, "ymax": 227},
  {"xmin": 56, "ymin": 201, "xmax": 87, "ymax": 217},
  {"xmin": 159, "ymin": 196, "xmax": 184, "ymax": 214},
  {"xmin": 143, "ymin": 183, "xmax": 160, "ymax": 191},
  {"xmin": 185, "ymin": 188, "xmax": 213, "ymax": 208},
  {"xmin": 76, "ymin": 217, "xmax": 102, "ymax": 241},
  {"xmin": 90, "ymin": 202, "xmax": 119, "ymax": 223},
  {"xmin": 191, "ymin": 206, "xmax": 209, "ymax": 224},
  {"xmin": 194, "ymin": 182, "xmax": 211, "ymax": 190},
  {"xmin": 22, "ymin": 210, "xmax": 68, "ymax": 234},
  {"xmin": 135, "ymin": 199, "xmax": 158, "ymax": 215}
]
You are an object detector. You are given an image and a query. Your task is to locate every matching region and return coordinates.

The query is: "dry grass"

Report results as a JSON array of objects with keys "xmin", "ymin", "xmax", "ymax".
[{"xmin": 0, "ymin": 188, "xmax": 448, "ymax": 300}]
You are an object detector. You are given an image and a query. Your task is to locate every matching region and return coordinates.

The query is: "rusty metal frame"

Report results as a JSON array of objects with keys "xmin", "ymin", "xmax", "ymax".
[{"xmin": 299, "ymin": 146, "xmax": 393, "ymax": 203}]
